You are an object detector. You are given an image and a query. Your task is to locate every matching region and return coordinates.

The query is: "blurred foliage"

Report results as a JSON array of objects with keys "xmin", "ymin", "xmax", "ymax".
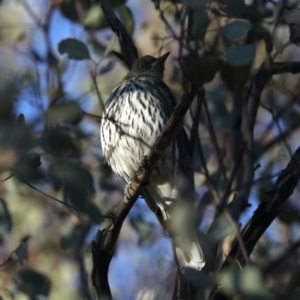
[{"xmin": 0, "ymin": 0, "xmax": 300, "ymax": 299}]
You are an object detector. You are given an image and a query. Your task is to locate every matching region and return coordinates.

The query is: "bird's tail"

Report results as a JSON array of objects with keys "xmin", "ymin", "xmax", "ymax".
[
  {"xmin": 161, "ymin": 206, "xmax": 205, "ymax": 272},
  {"xmin": 142, "ymin": 186, "xmax": 205, "ymax": 272}
]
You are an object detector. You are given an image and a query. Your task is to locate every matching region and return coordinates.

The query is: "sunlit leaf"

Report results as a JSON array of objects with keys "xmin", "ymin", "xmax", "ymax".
[
  {"xmin": 58, "ymin": 38, "xmax": 91, "ymax": 60},
  {"xmin": 221, "ymin": 20, "xmax": 252, "ymax": 40},
  {"xmin": 226, "ymin": 44, "xmax": 255, "ymax": 66},
  {"xmin": 84, "ymin": 3, "xmax": 106, "ymax": 30}
]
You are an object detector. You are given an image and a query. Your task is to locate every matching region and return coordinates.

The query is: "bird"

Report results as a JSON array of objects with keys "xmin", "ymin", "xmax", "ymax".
[{"xmin": 100, "ymin": 52, "xmax": 205, "ymax": 272}]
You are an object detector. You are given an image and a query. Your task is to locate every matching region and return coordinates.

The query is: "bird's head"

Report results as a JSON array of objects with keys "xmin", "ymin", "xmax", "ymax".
[{"xmin": 124, "ymin": 52, "xmax": 170, "ymax": 80}]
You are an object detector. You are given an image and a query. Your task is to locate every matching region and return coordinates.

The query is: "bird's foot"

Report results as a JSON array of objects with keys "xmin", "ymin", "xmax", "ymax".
[
  {"xmin": 124, "ymin": 181, "xmax": 136, "ymax": 201},
  {"xmin": 138, "ymin": 156, "xmax": 148, "ymax": 171}
]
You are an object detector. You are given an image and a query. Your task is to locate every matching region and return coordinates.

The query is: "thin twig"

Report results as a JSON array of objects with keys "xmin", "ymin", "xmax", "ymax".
[{"xmin": 22, "ymin": 180, "xmax": 112, "ymax": 220}]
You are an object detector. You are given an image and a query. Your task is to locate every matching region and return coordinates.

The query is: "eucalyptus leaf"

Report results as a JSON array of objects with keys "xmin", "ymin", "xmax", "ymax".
[
  {"xmin": 206, "ymin": 215, "xmax": 235, "ymax": 243},
  {"xmin": 221, "ymin": 20, "xmax": 252, "ymax": 40},
  {"xmin": 103, "ymin": 35, "xmax": 117, "ymax": 57},
  {"xmin": 220, "ymin": 266, "xmax": 270, "ymax": 298},
  {"xmin": 46, "ymin": 101, "xmax": 83, "ymax": 125},
  {"xmin": 14, "ymin": 242, "xmax": 28, "ymax": 266},
  {"xmin": 184, "ymin": 268, "xmax": 214, "ymax": 287},
  {"xmin": 17, "ymin": 269, "xmax": 51, "ymax": 296},
  {"xmin": 191, "ymin": 10, "xmax": 210, "ymax": 40},
  {"xmin": 84, "ymin": 3, "xmax": 106, "ymax": 30},
  {"xmin": 223, "ymin": 0, "xmax": 246, "ymax": 17},
  {"xmin": 42, "ymin": 125, "xmax": 83, "ymax": 158},
  {"xmin": 220, "ymin": 63, "xmax": 251, "ymax": 90},
  {"xmin": 183, "ymin": 0, "xmax": 211, "ymax": 10},
  {"xmin": 226, "ymin": 44, "xmax": 255, "ymax": 66},
  {"xmin": 181, "ymin": 55, "xmax": 223, "ymax": 85},
  {"xmin": 58, "ymin": 38, "xmax": 91, "ymax": 60}
]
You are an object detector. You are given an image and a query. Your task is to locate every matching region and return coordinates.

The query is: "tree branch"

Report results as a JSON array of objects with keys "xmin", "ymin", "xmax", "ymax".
[
  {"xmin": 272, "ymin": 61, "xmax": 300, "ymax": 74},
  {"xmin": 227, "ymin": 67, "xmax": 271, "ymax": 221},
  {"xmin": 91, "ymin": 84, "xmax": 198, "ymax": 299},
  {"xmin": 97, "ymin": 0, "xmax": 138, "ymax": 68},
  {"xmin": 209, "ymin": 145, "xmax": 300, "ymax": 299}
]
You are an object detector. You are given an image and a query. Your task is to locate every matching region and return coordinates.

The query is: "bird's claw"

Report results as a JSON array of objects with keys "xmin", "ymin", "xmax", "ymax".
[
  {"xmin": 124, "ymin": 181, "xmax": 136, "ymax": 201},
  {"xmin": 138, "ymin": 156, "xmax": 148, "ymax": 171}
]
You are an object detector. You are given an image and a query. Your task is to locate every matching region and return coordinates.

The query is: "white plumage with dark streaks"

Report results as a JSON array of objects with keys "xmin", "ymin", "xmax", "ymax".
[{"xmin": 100, "ymin": 53, "xmax": 205, "ymax": 272}]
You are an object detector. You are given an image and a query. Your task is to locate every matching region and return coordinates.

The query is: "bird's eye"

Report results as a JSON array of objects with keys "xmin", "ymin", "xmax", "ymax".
[{"xmin": 138, "ymin": 62, "xmax": 145, "ymax": 68}]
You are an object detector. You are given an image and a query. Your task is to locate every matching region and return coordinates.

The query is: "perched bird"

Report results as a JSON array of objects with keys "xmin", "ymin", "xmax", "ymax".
[{"xmin": 100, "ymin": 52, "xmax": 205, "ymax": 271}]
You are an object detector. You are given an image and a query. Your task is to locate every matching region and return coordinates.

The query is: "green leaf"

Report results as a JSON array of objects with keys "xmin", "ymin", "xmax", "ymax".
[
  {"xmin": 46, "ymin": 101, "xmax": 83, "ymax": 125},
  {"xmin": 42, "ymin": 125, "xmax": 83, "ymax": 158},
  {"xmin": 48, "ymin": 161, "xmax": 99, "ymax": 220},
  {"xmin": 103, "ymin": 35, "xmax": 117, "ymax": 57},
  {"xmin": 118, "ymin": 5, "xmax": 135, "ymax": 35},
  {"xmin": 226, "ymin": 44, "xmax": 255, "ymax": 66},
  {"xmin": 59, "ymin": 0, "xmax": 91, "ymax": 23},
  {"xmin": 184, "ymin": 268, "xmax": 214, "ymax": 287},
  {"xmin": 220, "ymin": 266, "xmax": 270, "ymax": 298},
  {"xmin": 15, "ymin": 153, "xmax": 44, "ymax": 182},
  {"xmin": 206, "ymin": 215, "xmax": 235, "ymax": 243},
  {"xmin": 84, "ymin": 3, "xmax": 106, "ymax": 30},
  {"xmin": 17, "ymin": 269, "xmax": 51, "ymax": 296},
  {"xmin": 181, "ymin": 55, "xmax": 223, "ymax": 85},
  {"xmin": 191, "ymin": 10, "xmax": 210, "ymax": 40},
  {"xmin": 220, "ymin": 63, "xmax": 251, "ymax": 90},
  {"xmin": 223, "ymin": 0, "xmax": 246, "ymax": 17},
  {"xmin": 220, "ymin": 20, "xmax": 252, "ymax": 40},
  {"xmin": 14, "ymin": 242, "xmax": 28, "ymax": 266},
  {"xmin": 58, "ymin": 38, "xmax": 91, "ymax": 60},
  {"xmin": 183, "ymin": 0, "xmax": 211, "ymax": 11},
  {"xmin": 48, "ymin": 160, "xmax": 94, "ymax": 207}
]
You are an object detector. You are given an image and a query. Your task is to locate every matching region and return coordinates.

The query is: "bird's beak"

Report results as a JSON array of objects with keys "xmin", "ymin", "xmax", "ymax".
[{"xmin": 152, "ymin": 52, "xmax": 170, "ymax": 68}]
